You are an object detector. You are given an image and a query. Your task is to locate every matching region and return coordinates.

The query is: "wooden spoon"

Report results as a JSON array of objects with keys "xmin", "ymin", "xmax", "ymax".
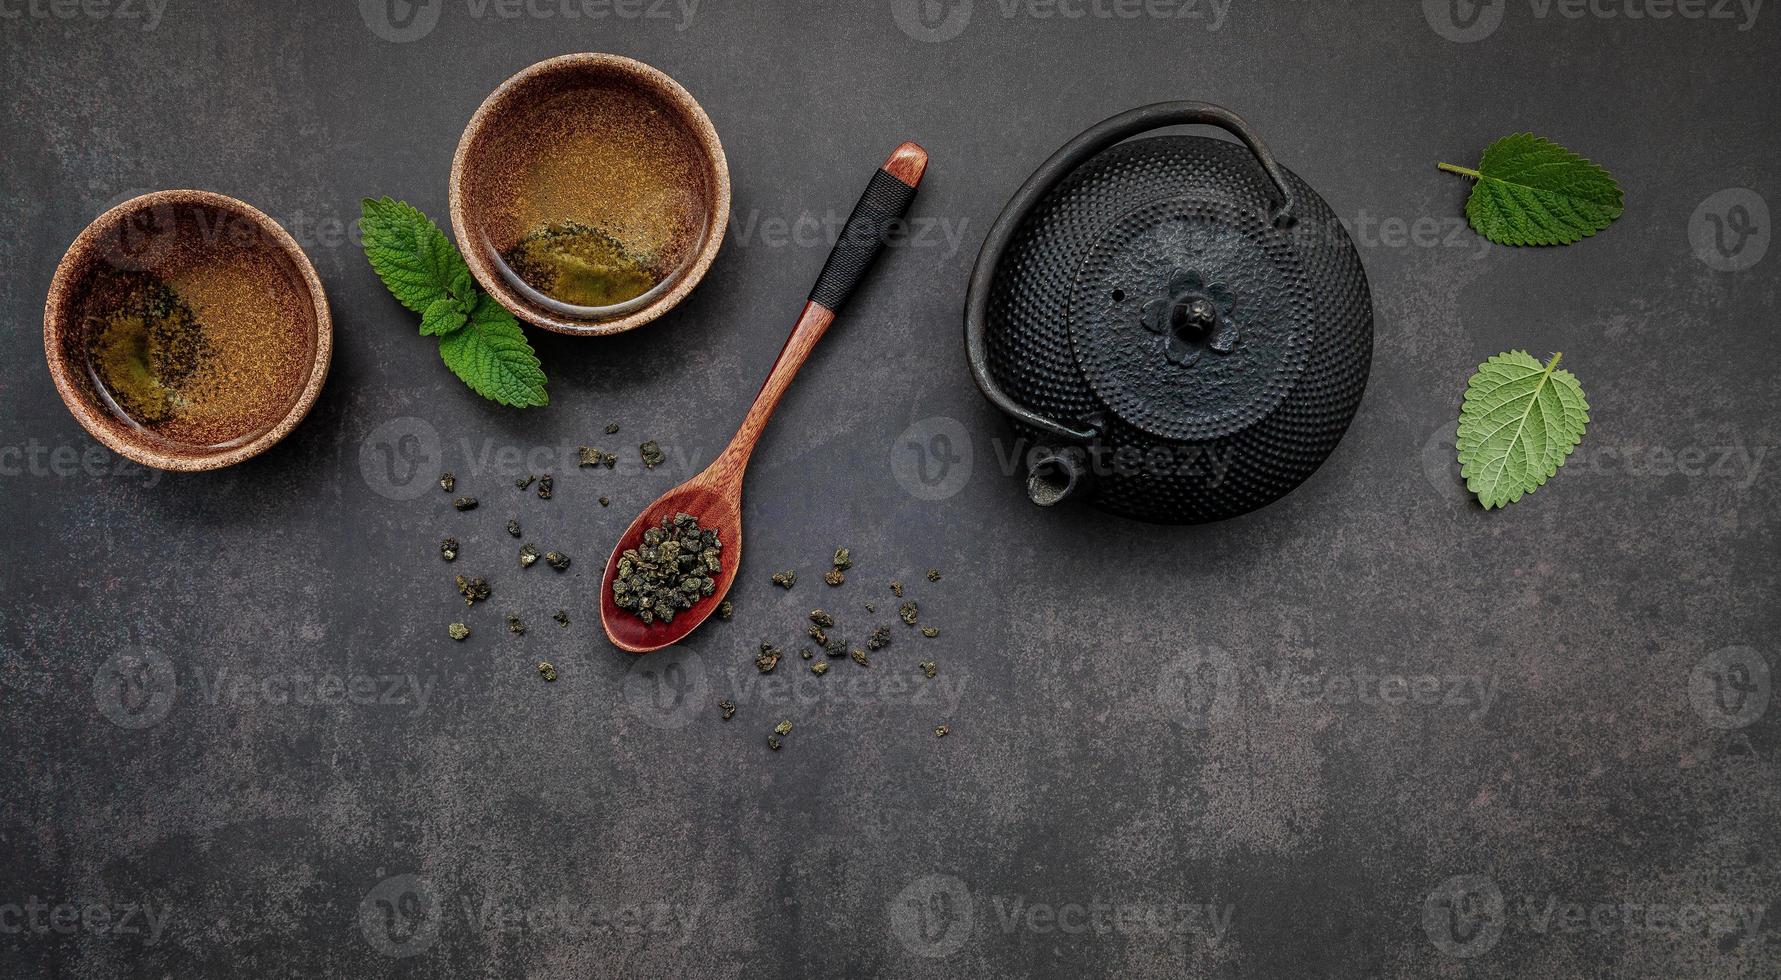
[{"xmin": 601, "ymin": 142, "xmax": 929, "ymax": 653}]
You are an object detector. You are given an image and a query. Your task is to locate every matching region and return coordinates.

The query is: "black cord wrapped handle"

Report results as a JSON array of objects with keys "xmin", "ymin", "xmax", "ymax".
[{"xmin": 808, "ymin": 148, "xmax": 926, "ymax": 312}]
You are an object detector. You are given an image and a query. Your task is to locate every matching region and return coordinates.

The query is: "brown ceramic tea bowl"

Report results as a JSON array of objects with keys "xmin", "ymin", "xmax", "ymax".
[
  {"xmin": 43, "ymin": 190, "xmax": 332, "ymax": 472},
  {"xmin": 449, "ymin": 53, "xmax": 730, "ymax": 336}
]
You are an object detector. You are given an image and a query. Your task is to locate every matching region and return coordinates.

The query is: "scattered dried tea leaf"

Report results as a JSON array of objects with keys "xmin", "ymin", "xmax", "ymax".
[
  {"xmin": 807, "ymin": 625, "xmax": 829, "ymax": 646},
  {"xmin": 576, "ymin": 446, "xmax": 604, "ymax": 467},
  {"xmin": 799, "ymin": 647, "xmax": 814, "ymax": 660},
  {"xmin": 545, "ymin": 551, "xmax": 571, "ymax": 572},
  {"xmin": 934, "ymin": 724, "xmax": 949, "ymax": 738},
  {"xmin": 824, "ymin": 569, "xmax": 845, "ymax": 587},
  {"xmin": 919, "ymin": 660, "xmax": 938, "ymax": 678},
  {"xmin": 832, "ymin": 547, "xmax": 853, "ymax": 571},
  {"xmin": 926, "ymin": 569, "xmax": 941, "ymax": 582},
  {"xmin": 865, "ymin": 602, "xmax": 876, "ymax": 614},
  {"xmin": 519, "ymin": 544, "xmax": 539, "ymax": 567},
  {"xmin": 890, "ymin": 581, "xmax": 904, "ymax": 598},
  {"xmin": 440, "ymin": 538, "xmax": 458, "ymax": 561},
  {"xmin": 771, "ymin": 570, "xmax": 797, "ymax": 589},
  {"xmin": 448, "ymin": 622, "xmax": 470, "ymax": 641},
  {"xmin": 505, "ymin": 519, "xmax": 521, "ymax": 537},
  {"xmin": 602, "ymin": 451, "xmax": 617, "ymax": 468},
  {"xmin": 455, "ymin": 574, "xmax": 490, "ymax": 606},
  {"xmin": 867, "ymin": 625, "xmax": 892, "ymax": 650},
  {"xmin": 719, "ymin": 698, "xmax": 736, "ymax": 720},
  {"xmin": 811, "ymin": 661, "xmax": 829, "ymax": 675},
  {"xmin": 899, "ymin": 600, "xmax": 919, "ymax": 626},
  {"xmin": 505, "ymin": 613, "xmax": 526, "ymax": 635},
  {"xmin": 850, "ymin": 648, "xmax": 870, "ymax": 668},
  {"xmin": 755, "ymin": 644, "xmax": 782, "ymax": 673},
  {"xmin": 767, "ymin": 735, "xmax": 782, "ymax": 751},
  {"xmin": 440, "ymin": 472, "xmax": 455, "ymax": 493},
  {"xmin": 719, "ymin": 600, "xmax": 734, "ymax": 620},
  {"xmin": 921, "ymin": 627, "xmax": 939, "ymax": 639},
  {"xmin": 640, "ymin": 441, "xmax": 665, "ymax": 469},
  {"xmin": 605, "ymin": 422, "xmax": 619, "ymax": 435},
  {"xmin": 552, "ymin": 609, "xmax": 570, "ymax": 627},
  {"xmin": 536, "ymin": 475, "xmax": 553, "ymax": 500},
  {"xmin": 809, "ymin": 610, "xmax": 835, "ymax": 629},
  {"xmin": 453, "ymin": 496, "xmax": 478, "ymax": 511},
  {"xmin": 774, "ymin": 720, "xmax": 793, "ymax": 736},
  {"xmin": 824, "ymin": 636, "xmax": 848, "ymax": 657},
  {"xmin": 598, "ymin": 496, "xmax": 611, "ymax": 507},
  {"xmin": 537, "ymin": 661, "xmax": 557, "ymax": 682},
  {"xmin": 516, "ymin": 474, "xmax": 536, "ymax": 490}
]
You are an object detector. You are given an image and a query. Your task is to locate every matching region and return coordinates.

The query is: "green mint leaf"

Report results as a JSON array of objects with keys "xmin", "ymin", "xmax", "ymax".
[
  {"xmin": 358, "ymin": 197, "xmax": 474, "ymax": 313},
  {"xmin": 448, "ymin": 269, "xmax": 476, "ymax": 308},
  {"xmin": 436, "ymin": 294, "xmax": 549, "ymax": 408},
  {"xmin": 1438, "ymin": 134, "xmax": 1623, "ymax": 246},
  {"xmin": 419, "ymin": 296, "xmax": 468, "ymax": 337},
  {"xmin": 1456, "ymin": 350, "xmax": 1590, "ymax": 509}
]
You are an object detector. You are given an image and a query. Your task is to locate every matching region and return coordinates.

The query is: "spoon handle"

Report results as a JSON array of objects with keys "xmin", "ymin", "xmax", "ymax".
[{"xmin": 719, "ymin": 141, "xmax": 930, "ymax": 466}]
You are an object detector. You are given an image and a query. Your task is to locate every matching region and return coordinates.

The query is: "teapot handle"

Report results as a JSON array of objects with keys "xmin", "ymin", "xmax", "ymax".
[{"xmin": 964, "ymin": 101, "xmax": 1297, "ymax": 443}]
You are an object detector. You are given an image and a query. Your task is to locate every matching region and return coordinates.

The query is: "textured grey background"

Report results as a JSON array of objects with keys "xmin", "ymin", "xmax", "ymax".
[{"xmin": 2, "ymin": 0, "xmax": 1778, "ymax": 976}]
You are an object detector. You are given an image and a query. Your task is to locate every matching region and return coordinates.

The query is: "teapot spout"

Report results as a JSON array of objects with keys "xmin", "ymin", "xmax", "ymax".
[{"xmin": 1026, "ymin": 446, "xmax": 1092, "ymax": 507}]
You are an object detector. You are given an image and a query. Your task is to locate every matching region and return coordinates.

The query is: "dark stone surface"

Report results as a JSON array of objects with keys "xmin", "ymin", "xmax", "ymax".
[{"xmin": 2, "ymin": 1, "xmax": 1777, "ymax": 976}]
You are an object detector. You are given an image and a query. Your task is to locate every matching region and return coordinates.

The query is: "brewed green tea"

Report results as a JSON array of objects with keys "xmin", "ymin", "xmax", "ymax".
[
  {"xmin": 468, "ymin": 80, "xmax": 711, "ymax": 320},
  {"xmin": 77, "ymin": 252, "xmax": 312, "ymax": 448}
]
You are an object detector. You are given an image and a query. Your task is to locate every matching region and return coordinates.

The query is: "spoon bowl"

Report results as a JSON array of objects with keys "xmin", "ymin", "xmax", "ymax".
[
  {"xmin": 598, "ymin": 467, "xmax": 744, "ymax": 653},
  {"xmin": 600, "ymin": 142, "xmax": 928, "ymax": 653}
]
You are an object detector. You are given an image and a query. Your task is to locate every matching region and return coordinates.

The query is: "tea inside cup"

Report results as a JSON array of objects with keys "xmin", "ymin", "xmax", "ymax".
[{"xmin": 451, "ymin": 54, "xmax": 729, "ymax": 335}]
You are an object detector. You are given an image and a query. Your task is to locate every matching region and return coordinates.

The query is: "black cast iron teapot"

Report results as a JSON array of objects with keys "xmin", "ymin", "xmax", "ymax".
[{"xmin": 965, "ymin": 102, "xmax": 1373, "ymax": 524}]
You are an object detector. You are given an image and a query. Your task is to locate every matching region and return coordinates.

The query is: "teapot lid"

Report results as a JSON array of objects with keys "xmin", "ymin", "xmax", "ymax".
[{"xmin": 1066, "ymin": 185, "xmax": 1313, "ymax": 442}]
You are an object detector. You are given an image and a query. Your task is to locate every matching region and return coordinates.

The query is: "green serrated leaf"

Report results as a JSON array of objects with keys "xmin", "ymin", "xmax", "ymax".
[
  {"xmin": 419, "ymin": 296, "xmax": 468, "ymax": 337},
  {"xmin": 1439, "ymin": 134, "xmax": 1623, "ymax": 246},
  {"xmin": 436, "ymin": 294, "xmax": 549, "ymax": 408},
  {"xmin": 1456, "ymin": 350, "xmax": 1590, "ymax": 509},
  {"xmin": 358, "ymin": 197, "xmax": 474, "ymax": 313}
]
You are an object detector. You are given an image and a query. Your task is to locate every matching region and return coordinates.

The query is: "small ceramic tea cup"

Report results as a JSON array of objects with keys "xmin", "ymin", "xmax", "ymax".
[
  {"xmin": 449, "ymin": 53, "xmax": 731, "ymax": 336},
  {"xmin": 43, "ymin": 190, "xmax": 332, "ymax": 472}
]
